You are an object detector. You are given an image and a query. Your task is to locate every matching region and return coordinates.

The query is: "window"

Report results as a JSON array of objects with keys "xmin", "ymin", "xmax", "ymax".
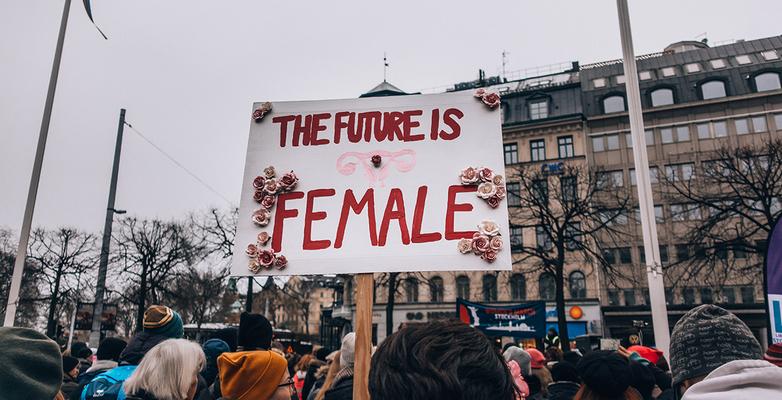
[
  {"xmin": 676, "ymin": 244, "xmax": 690, "ymax": 261},
  {"xmin": 539, "ymin": 273, "xmax": 556, "ymax": 301},
  {"xmin": 710, "ymin": 59, "xmax": 727, "ymax": 69},
  {"xmin": 561, "ymin": 176, "xmax": 577, "ymax": 203},
  {"xmin": 697, "ymin": 121, "xmax": 728, "ymax": 139},
  {"xmin": 599, "ymin": 170, "xmax": 624, "ymax": 188},
  {"xmin": 603, "ymin": 95, "xmax": 626, "ymax": 113},
  {"xmin": 536, "ymin": 226, "xmax": 552, "ymax": 251},
  {"xmin": 643, "ymin": 289, "xmax": 650, "ymax": 305},
  {"xmin": 666, "ymin": 163, "xmax": 694, "ymax": 181},
  {"xmin": 661, "ymin": 128, "xmax": 674, "ymax": 144},
  {"xmin": 510, "ymin": 274, "xmax": 526, "ymax": 301},
  {"xmin": 569, "ymin": 271, "xmax": 587, "ymax": 298},
  {"xmin": 532, "ymin": 179, "xmax": 548, "ymax": 205},
  {"xmin": 530, "ymin": 139, "xmax": 546, "ymax": 161},
  {"xmin": 713, "ymin": 121, "xmax": 728, "ymax": 137},
  {"xmin": 624, "ymin": 289, "xmax": 636, "ymax": 306},
  {"xmin": 735, "ymin": 118, "xmax": 750, "ymax": 135},
  {"xmin": 482, "ymin": 274, "xmax": 498, "ymax": 302},
  {"xmin": 606, "ymin": 134, "xmax": 620, "ymax": 150},
  {"xmin": 507, "ymin": 182, "xmax": 521, "ymax": 206},
  {"xmin": 754, "ymin": 72, "xmax": 781, "ymax": 92},
  {"xmin": 676, "ymin": 126, "xmax": 690, "ymax": 142},
  {"xmin": 685, "ymin": 63, "xmax": 701, "ymax": 73},
  {"xmin": 761, "ymin": 50, "xmax": 779, "ymax": 61},
  {"xmin": 635, "ymin": 205, "xmax": 664, "ymax": 223},
  {"xmin": 565, "ymin": 222, "xmax": 582, "ymax": 250},
  {"xmin": 752, "ymin": 116, "xmax": 767, "ymax": 132},
  {"xmin": 735, "ymin": 55, "xmax": 752, "ymax": 65},
  {"xmin": 430, "ymin": 277, "xmax": 444, "ymax": 302},
  {"xmin": 504, "ymin": 143, "xmax": 518, "ymax": 164},
  {"xmin": 510, "ymin": 226, "xmax": 523, "ymax": 252},
  {"xmin": 661, "ymin": 67, "xmax": 676, "ymax": 77},
  {"xmin": 776, "ymin": 114, "xmax": 782, "ymax": 130},
  {"xmin": 603, "ymin": 249, "xmax": 617, "ymax": 265},
  {"xmin": 701, "ymin": 288, "xmax": 714, "ymax": 304},
  {"xmin": 639, "ymin": 71, "xmax": 653, "ymax": 80},
  {"xmin": 616, "ymin": 75, "xmax": 626, "ymax": 84},
  {"xmin": 665, "ymin": 287, "xmax": 674, "ymax": 305},
  {"xmin": 592, "ymin": 136, "xmax": 605, "ymax": 152},
  {"xmin": 456, "ymin": 276, "xmax": 470, "ymax": 300},
  {"xmin": 649, "ymin": 167, "xmax": 659, "ymax": 183},
  {"xmin": 640, "ymin": 245, "xmax": 669, "ymax": 264},
  {"xmin": 645, "ymin": 129, "xmax": 654, "ymax": 145},
  {"xmin": 721, "ymin": 287, "xmax": 736, "ymax": 303},
  {"xmin": 671, "ymin": 203, "xmax": 700, "ymax": 221},
  {"xmin": 736, "ymin": 117, "xmax": 768, "ymax": 134},
  {"xmin": 608, "ymin": 290, "xmax": 620, "ymax": 306},
  {"xmin": 405, "ymin": 278, "xmax": 419, "ymax": 303},
  {"xmin": 741, "ymin": 286, "xmax": 755, "ymax": 303},
  {"xmin": 650, "ymin": 88, "xmax": 675, "ymax": 107},
  {"xmin": 529, "ymin": 100, "xmax": 549, "ymax": 120},
  {"xmin": 618, "ymin": 247, "xmax": 632, "ymax": 264},
  {"xmin": 700, "ymin": 80, "xmax": 727, "ymax": 100},
  {"xmin": 558, "ymin": 136, "xmax": 574, "ymax": 158},
  {"xmin": 683, "ymin": 287, "xmax": 696, "ymax": 305},
  {"xmin": 593, "ymin": 78, "xmax": 607, "ymax": 88}
]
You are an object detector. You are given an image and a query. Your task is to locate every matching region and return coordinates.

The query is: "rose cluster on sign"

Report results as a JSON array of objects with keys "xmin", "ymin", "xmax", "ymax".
[
  {"xmin": 474, "ymin": 88, "xmax": 501, "ymax": 109},
  {"xmin": 246, "ymin": 165, "xmax": 298, "ymax": 272},
  {"xmin": 457, "ymin": 219, "xmax": 503, "ymax": 263},
  {"xmin": 459, "ymin": 166, "xmax": 506, "ymax": 208}
]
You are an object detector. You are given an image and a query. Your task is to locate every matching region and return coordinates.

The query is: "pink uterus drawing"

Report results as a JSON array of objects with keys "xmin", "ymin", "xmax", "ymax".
[{"xmin": 336, "ymin": 149, "xmax": 416, "ymax": 187}]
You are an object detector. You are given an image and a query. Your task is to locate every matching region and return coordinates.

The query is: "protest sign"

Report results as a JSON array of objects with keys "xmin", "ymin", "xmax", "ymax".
[
  {"xmin": 457, "ymin": 298, "xmax": 546, "ymax": 338},
  {"xmin": 766, "ymin": 217, "xmax": 782, "ymax": 344},
  {"xmin": 232, "ymin": 90, "xmax": 511, "ymax": 276},
  {"xmin": 74, "ymin": 302, "xmax": 118, "ymax": 331}
]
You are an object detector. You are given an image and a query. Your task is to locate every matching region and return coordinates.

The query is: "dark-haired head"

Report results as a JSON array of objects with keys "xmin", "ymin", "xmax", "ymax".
[{"xmin": 369, "ymin": 319, "xmax": 517, "ymax": 400}]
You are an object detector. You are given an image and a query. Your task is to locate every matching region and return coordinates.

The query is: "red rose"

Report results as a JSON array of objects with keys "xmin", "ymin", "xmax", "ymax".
[
  {"xmin": 252, "ymin": 108, "xmax": 265, "ymax": 121},
  {"xmin": 258, "ymin": 249, "xmax": 275, "ymax": 268},
  {"xmin": 474, "ymin": 88, "xmax": 487, "ymax": 98},
  {"xmin": 482, "ymin": 92, "xmax": 501, "ymax": 109},
  {"xmin": 257, "ymin": 231, "xmax": 271, "ymax": 246},
  {"xmin": 253, "ymin": 190, "xmax": 265, "ymax": 203},
  {"xmin": 471, "ymin": 233, "xmax": 491, "ymax": 255},
  {"xmin": 482, "ymin": 249, "xmax": 498, "ymax": 263},
  {"xmin": 275, "ymin": 255, "xmax": 288, "ymax": 270},
  {"xmin": 487, "ymin": 195, "xmax": 501, "ymax": 208},
  {"xmin": 252, "ymin": 176, "xmax": 265, "ymax": 189},
  {"xmin": 246, "ymin": 243, "xmax": 258, "ymax": 256},
  {"xmin": 478, "ymin": 167, "xmax": 494, "ymax": 182},
  {"xmin": 252, "ymin": 209, "xmax": 271, "ymax": 226},
  {"xmin": 494, "ymin": 186, "xmax": 506, "ymax": 200},
  {"xmin": 279, "ymin": 171, "xmax": 298, "ymax": 191},
  {"xmin": 371, "ymin": 155, "xmax": 382, "ymax": 167},
  {"xmin": 261, "ymin": 195, "xmax": 275, "ymax": 209}
]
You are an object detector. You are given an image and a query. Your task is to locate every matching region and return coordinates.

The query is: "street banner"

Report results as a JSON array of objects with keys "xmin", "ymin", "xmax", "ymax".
[
  {"xmin": 74, "ymin": 302, "xmax": 118, "ymax": 331},
  {"xmin": 766, "ymin": 217, "xmax": 782, "ymax": 344},
  {"xmin": 457, "ymin": 298, "xmax": 546, "ymax": 338},
  {"xmin": 232, "ymin": 90, "xmax": 511, "ymax": 276}
]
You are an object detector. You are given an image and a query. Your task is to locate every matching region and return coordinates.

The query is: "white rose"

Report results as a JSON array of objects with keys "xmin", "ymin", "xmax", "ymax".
[
  {"xmin": 476, "ymin": 182, "xmax": 497, "ymax": 199},
  {"xmin": 477, "ymin": 219, "xmax": 500, "ymax": 237}
]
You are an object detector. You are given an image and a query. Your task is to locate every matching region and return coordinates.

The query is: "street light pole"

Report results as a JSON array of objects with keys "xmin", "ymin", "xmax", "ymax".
[
  {"xmin": 616, "ymin": 0, "xmax": 671, "ymax": 357},
  {"xmin": 89, "ymin": 109, "xmax": 127, "ymax": 347},
  {"xmin": 4, "ymin": 0, "xmax": 73, "ymax": 327}
]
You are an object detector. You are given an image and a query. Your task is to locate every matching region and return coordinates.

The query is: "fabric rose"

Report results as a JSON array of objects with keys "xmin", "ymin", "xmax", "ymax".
[
  {"xmin": 248, "ymin": 260, "xmax": 262, "ymax": 273},
  {"xmin": 275, "ymin": 255, "xmax": 288, "ymax": 270},
  {"xmin": 474, "ymin": 88, "xmax": 487, "ymax": 98},
  {"xmin": 252, "ymin": 102, "xmax": 272, "ymax": 122},
  {"xmin": 478, "ymin": 167, "xmax": 494, "ymax": 182},
  {"xmin": 263, "ymin": 166, "xmax": 276, "ymax": 179},
  {"xmin": 487, "ymin": 195, "xmax": 501, "ymax": 208},
  {"xmin": 460, "ymin": 166, "xmax": 480, "ymax": 185},
  {"xmin": 478, "ymin": 219, "xmax": 500, "ymax": 237},
  {"xmin": 457, "ymin": 238, "xmax": 473, "ymax": 254},
  {"xmin": 252, "ymin": 209, "xmax": 271, "ymax": 226},
  {"xmin": 253, "ymin": 190, "xmax": 265, "ymax": 203},
  {"xmin": 494, "ymin": 185, "xmax": 506, "ymax": 200},
  {"xmin": 258, "ymin": 249, "xmax": 275, "ymax": 268},
  {"xmin": 279, "ymin": 171, "xmax": 298, "ymax": 191},
  {"xmin": 493, "ymin": 175, "xmax": 505, "ymax": 186},
  {"xmin": 252, "ymin": 176, "xmax": 265, "ymax": 189},
  {"xmin": 257, "ymin": 231, "xmax": 271, "ymax": 246},
  {"xmin": 246, "ymin": 243, "xmax": 258, "ymax": 257},
  {"xmin": 482, "ymin": 249, "xmax": 498, "ymax": 263},
  {"xmin": 482, "ymin": 92, "xmax": 501, "ymax": 109},
  {"xmin": 476, "ymin": 182, "xmax": 497, "ymax": 199},
  {"xmin": 261, "ymin": 195, "xmax": 275, "ymax": 209},
  {"xmin": 489, "ymin": 236, "xmax": 503, "ymax": 251},
  {"xmin": 263, "ymin": 178, "xmax": 278, "ymax": 195},
  {"xmin": 371, "ymin": 154, "xmax": 382, "ymax": 167},
  {"xmin": 471, "ymin": 233, "xmax": 491, "ymax": 255}
]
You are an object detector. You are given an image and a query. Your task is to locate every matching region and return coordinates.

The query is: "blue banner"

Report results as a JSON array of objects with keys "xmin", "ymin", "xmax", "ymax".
[
  {"xmin": 765, "ymin": 217, "xmax": 782, "ymax": 344},
  {"xmin": 457, "ymin": 298, "xmax": 546, "ymax": 338}
]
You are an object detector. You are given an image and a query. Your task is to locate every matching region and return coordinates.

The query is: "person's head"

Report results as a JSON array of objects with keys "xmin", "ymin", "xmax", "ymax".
[
  {"xmin": 563, "ymin": 350, "xmax": 583, "ymax": 365},
  {"xmin": 62, "ymin": 356, "xmax": 79, "ymax": 379},
  {"xmin": 629, "ymin": 361, "xmax": 655, "ymax": 400},
  {"xmin": 369, "ymin": 319, "xmax": 517, "ymax": 400},
  {"xmin": 576, "ymin": 350, "xmax": 632, "ymax": 399},
  {"xmin": 96, "ymin": 337, "xmax": 127, "ymax": 362},
  {"xmin": 314, "ymin": 346, "xmax": 332, "ymax": 362},
  {"xmin": 238, "ymin": 312, "xmax": 273, "ymax": 351},
  {"xmin": 71, "ymin": 341, "xmax": 92, "ymax": 359},
  {"xmin": 670, "ymin": 305, "xmax": 762, "ymax": 395},
  {"xmin": 550, "ymin": 361, "xmax": 579, "ymax": 383},
  {"xmin": 546, "ymin": 346, "xmax": 563, "ymax": 363},
  {"xmin": 124, "ymin": 339, "xmax": 205, "ymax": 400},
  {"xmin": 548, "ymin": 328, "xmax": 558, "ymax": 337},
  {"xmin": 339, "ymin": 332, "xmax": 356, "ymax": 369},
  {"xmin": 526, "ymin": 348, "xmax": 546, "ymax": 369},
  {"xmin": 296, "ymin": 354, "xmax": 313, "ymax": 372},
  {"xmin": 764, "ymin": 343, "xmax": 782, "ymax": 367},
  {"xmin": 315, "ymin": 351, "xmax": 342, "ymax": 400},
  {"xmin": 218, "ymin": 350, "xmax": 292, "ymax": 400},
  {"xmin": 143, "ymin": 305, "xmax": 184, "ymax": 339},
  {"xmin": 0, "ymin": 327, "xmax": 63, "ymax": 400},
  {"xmin": 503, "ymin": 346, "xmax": 532, "ymax": 376},
  {"xmin": 202, "ymin": 339, "xmax": 230, "ymax": 385}
]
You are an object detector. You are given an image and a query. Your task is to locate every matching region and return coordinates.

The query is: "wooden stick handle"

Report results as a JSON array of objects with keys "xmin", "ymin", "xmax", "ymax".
[{"xmin": 353, "ymin": 273, "xmax": 374, "ymax": 400}]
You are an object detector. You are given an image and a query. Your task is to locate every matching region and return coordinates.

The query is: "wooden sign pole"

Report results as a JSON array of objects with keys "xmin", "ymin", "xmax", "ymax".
[{"xmin": 353, "ymin": 273, "xmax": 374, "ymax": 400}]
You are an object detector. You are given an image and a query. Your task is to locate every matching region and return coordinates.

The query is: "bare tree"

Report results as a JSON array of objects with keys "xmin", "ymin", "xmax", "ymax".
[
  {"xmin": 374, "ymin": 272, "xmax": 438, "ymax": 337},
  {"xmin": 167, "ymin": 267, "xmax": 228, "ymax": 337},
  {"xmin": 0, "ymin": 228, "xmax": 42, "ymax": 327},
  {"xmin": 509, "ymin": 163, "xmax": 629, "ymax": 350},
  {"xmin": 191, "ymin": 208, "xmax": 238, "ymax": 260}
]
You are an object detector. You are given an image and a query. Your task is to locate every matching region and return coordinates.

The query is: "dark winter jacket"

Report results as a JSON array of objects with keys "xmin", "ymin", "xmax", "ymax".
[
  {"xmin": 125, "ymin": 389, "xmax": 161, "ymax": 400},
  {"xmin": 301, "ymin": 360, "xmax": 325, "ymax": 400},
  {"xmin": 323, "ymin": 376, "xmax": 353, "ymax": 400},
  {"xmin": 119, "ymin": 331, "xmax": 170, "ymax": 365},
  {"xmin": 61, "ymin": 374, "xmax": 80, "ymax": 399},
  {"xmin": 547, "ymin": 381, "xmax": 580, "ymax": 400}
]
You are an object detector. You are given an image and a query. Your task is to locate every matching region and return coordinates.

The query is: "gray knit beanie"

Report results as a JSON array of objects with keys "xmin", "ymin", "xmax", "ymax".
[
  {"xmin": 670, "ymin": 304, "xmax": 762, "ymax": 386},
  {"xmin": 503, "ymin": 346, "xmax": 532, "ymax": 376},
  {"xmin": 0, "ymin": 327, "xmax": 63, "ymax": 400}
]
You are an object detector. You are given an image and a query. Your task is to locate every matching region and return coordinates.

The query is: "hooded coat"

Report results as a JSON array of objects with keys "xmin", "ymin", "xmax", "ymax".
[{"xmin": 681, "ymin": 360, "xmax": 782, "ymax": 400}]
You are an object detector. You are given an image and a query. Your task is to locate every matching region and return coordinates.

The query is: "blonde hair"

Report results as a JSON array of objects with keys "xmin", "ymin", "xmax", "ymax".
[
  {"xmin": 315, "ymin": 351, "xmax": 342, "ymax": 400},
  {"xmin": 124, "ymin": 339, "xmax": 205, "ymax": 400}
]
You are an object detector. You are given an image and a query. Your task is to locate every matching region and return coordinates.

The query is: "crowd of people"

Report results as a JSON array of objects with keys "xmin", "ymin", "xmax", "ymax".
[{"xmin": 2, "ymin": 304, "xmax": 782, "ymax": 400}]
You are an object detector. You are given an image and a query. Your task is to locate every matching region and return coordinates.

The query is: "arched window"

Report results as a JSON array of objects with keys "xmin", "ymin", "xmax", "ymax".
[
  {"xmin": 482, "ymin": 274, "xmax": 498, "ymax": 302},
  {"xmin": 569, "ymin": 271, "xmax": 587, "ymax": 298},
  {"xmin": 539, "ymin": 273, "xmax": 556, "ymax": 301},
  {"xmin": 456, "ymin": 275, "xmax": 470, "ymax": 300},
  {"xmin": 650, "ymin": 88, "xmax": 674, "ymax": 107},
  {"xmin": 430, "ymin": 276, "xmax": 444, "ymax": 302},
  {"xmin": 700, "ymin": 80, "xmax": 727, "ymax": 100},
  {"xmin": 602, "ymin": 95, "xmax": 626, "ymax": 114},
  {"xmin": 754, "ymin": 72, "xmax": 781, "ymax": 92},
  {"xmin": 405, "ymin": 278, "xmax": 419, "ymax": 303},
  {"xmin": 510, "ymin": 274, "xmax": 526, "ymax": 301}
]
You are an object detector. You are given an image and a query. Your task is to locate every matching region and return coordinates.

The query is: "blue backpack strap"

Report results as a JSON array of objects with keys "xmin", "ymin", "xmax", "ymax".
[{"xmin": 81, "ymin": 365, "xmax": 136, "ymax": 400}]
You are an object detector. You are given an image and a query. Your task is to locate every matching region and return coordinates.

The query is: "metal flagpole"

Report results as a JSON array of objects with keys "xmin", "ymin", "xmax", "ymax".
[
  {"xmin": 4, "ymin": 0, "xmax": 73, "ymax": 327},
  {"xmin": 616, "ymin": 0, "xmax": 671, "ymax": 357}
]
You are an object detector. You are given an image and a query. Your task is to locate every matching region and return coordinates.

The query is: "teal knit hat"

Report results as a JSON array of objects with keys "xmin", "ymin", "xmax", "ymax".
[
  {"xmin": 0, "ymin": 327, "xmax": 63, "ymax": 400},
  {"xmin": 143, "ymin": 305, "xmax": 184, "ymax": 339}
]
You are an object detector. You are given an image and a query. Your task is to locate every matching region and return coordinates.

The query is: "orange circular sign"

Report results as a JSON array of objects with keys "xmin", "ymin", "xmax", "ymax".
[{"xmin": 569, "ymin": 305, "xmax": 584, "ymax": 320}]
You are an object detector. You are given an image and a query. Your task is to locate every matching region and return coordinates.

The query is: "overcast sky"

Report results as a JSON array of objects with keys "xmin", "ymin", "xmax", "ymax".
[{"xmin": 1, "ymin": 0, "xmax": 781, "ymax": 234}]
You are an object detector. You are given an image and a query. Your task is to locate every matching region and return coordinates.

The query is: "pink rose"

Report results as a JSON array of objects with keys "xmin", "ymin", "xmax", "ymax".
[
  {"xmin": 252, "ymin": 102, "xmax": 272, "ymax": 122},
  {"xmin": 278, "ymin": 171, "xmax": 299, "ymax": 191},
  {"xmin": 471, "ymin": 233, "xmax": 491, "ymax": 255},
  {"xmin": 482, "ymin": 92, "xmax": 501, "ymax": 109},
  {"xmin": 493, "ymin": 175, "xmax": 505, "ymax": 186},
  {"xmin": 246, "ymin": 243, "xmax": 258, "ymax": 256},
  {"xmin": 460, "ymin": 166, "xmax": 480, "ymax": 185},
  {"xmin": 253, "ymin": 190, "xmax": 265, "ymax": 203},
  {"xmin": 261, "ymin": 195, "xmax": 275, "ymax": 209},
  {"xmin": 494, "ymin": 185, "xmax": 506, "ymax": 200},
  {"xmin": 490, "ymin": 236, "xmax": 503, "ymax": 251},
  {"xmin": 252, "ymin": 176, "xmax": 265, "ymax": 189},
  {"xmin": 258, "ymin": 249, "xmax": 275, "ymax": 268},
  {"xmin": 263, "ymin": 166, "xmax": 276, "ymax": 179},
  {"xmin": 487, "ymin": 195, "xmax": 501, "ymax": 208},
  {"xmin": 457, "ymin": 238, "xmax": 473, "ymax": 254},
  {"xmin": 263, "ymin": 179, "xmax": 279, "ymax": 195},
  {"xmin": 275, "ymin": 255, "xmax": 288, "ymax": 270},
  {"xmin": 257, "ymin": 231, "xmax": 271, "ymax": 246},
  {"xmin": 478, "ymin": 167, "xmax": 494, "ymax": 182},
  {"xmin": 481, "ymin": 249, "xmax": 498, "ymax": 263},
  {"xmin": 476, "ymin": 182, "xmax": 497, "ymax": 199},
  {"xmin": 248, "ymin": 259, "xmax": 262, "ymax": 273},
  {"xmin": 252, "ymin": 209, "xmax": 271, "ymax": 226},
  {"xmin": 474, "ymin": 88, "xmax": 487, "ymax": 98}
]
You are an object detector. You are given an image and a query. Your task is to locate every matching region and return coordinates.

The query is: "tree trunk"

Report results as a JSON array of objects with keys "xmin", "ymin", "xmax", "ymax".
[
  {"xmin": 45, "ymin": 264, "xmax": 64, "ymax": 338},
  {"xmin": 136, "ymin": 263, "xmax": 148, "ymax": 332},
  {"xmin": 386, "ymin": 272, "xmax": 398, "ymax": 337},
  {"xmin": 554, "ymin": 255, "xmax": 571, "ymax": 351}
]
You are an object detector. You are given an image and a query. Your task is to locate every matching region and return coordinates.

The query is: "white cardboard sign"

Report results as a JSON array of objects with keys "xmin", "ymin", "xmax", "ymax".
[{"xmin": 231, "ymin": 90, "xmax": 511, "ymax": 276}]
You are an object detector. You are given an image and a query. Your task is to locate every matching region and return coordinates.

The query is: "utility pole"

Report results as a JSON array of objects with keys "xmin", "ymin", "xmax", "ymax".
[
  {"xmin": 89, "ymin": 109, "xmax": 127, "ymax": 347},
  {"xmin": 616, "ymin": 0, "xmax": 671, "ymax": 357},
  {"xmin": 4, "ymin": 0, "xmax": 72, "ymax": 326}
]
